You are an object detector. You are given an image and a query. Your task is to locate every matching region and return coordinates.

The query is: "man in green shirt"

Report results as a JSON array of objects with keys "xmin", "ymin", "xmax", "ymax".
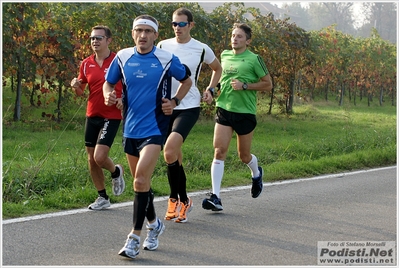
[{"xmin": 202, "ymin": 23, "xmax": 273, "ymax": 211}]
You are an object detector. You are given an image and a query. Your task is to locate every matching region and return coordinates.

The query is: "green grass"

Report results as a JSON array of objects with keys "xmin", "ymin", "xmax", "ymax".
[{"xmin": 2, "ymin": 90, "xmax": 397, "ymax": 219}]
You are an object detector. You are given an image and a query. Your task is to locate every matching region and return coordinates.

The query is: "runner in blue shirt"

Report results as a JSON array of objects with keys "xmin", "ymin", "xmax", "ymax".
[{"xmin": 103, "ymin": 14, "xmax": 192, "ymax": 259}]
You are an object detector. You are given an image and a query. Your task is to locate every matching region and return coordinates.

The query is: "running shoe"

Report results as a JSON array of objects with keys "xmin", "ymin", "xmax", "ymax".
[
  {"xmin": 88, "ymin": 196, "xmax": 110, "ymax": 210},
  {"xmin": 164, "ymin": 198, "xmax": 181, "ymax": 221},
  {"xmin": 112, "ymin": 164, "xmax": 125, "ymax": 196},
  {"xmin": 118, "ymin": 233, "xmax": 140, "ymax": 259},
  {"xmin": 202, "ymin": 193, "xmax": 223, "ymax": 211},
  {"xmin": 175, "ymin": 197, "xmax": 193, "ymax": 223},
  {"xmin": 251, "ymin": 166, "xmax": 263, "ymax": 198},
  {"xmin": 143, "ymin": 218, "xmax": 165, "ymax": 250}
]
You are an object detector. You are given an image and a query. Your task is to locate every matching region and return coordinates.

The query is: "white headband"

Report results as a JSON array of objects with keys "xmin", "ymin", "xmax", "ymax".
[{"xmin": 133, "ymin": 19, "xmax": 158, "ymax": 32}]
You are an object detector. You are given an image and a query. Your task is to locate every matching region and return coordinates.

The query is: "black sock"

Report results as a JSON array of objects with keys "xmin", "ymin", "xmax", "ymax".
[
  {"xmin": 111, "ymin": 165, "xmax": 120, "ymax": 178},
  {"xmin": 98, "ymin": 189, "xmax": 108, "ymax": 200}
]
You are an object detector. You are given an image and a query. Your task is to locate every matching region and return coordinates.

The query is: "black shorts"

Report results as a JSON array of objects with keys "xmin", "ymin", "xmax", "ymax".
[
  {"xmin": 167, "ymin": 107, "xmax": 200, "ymax": 141},
  {"xmin": 215, "ymin": 107, "xmax": 257, "ymax": 135},
  {"xmin": 85, "ymin": 117, "xmax": 121, "ymax": 148},
  {"xmin": 123, "ymin": 136, "xmax": 166, "ymax": 157}
]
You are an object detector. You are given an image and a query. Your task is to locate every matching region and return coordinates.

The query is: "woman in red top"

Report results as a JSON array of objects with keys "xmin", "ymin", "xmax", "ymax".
[{"xmin": 70, "ymin": 25, "xmax": 125, "ymax": 210}]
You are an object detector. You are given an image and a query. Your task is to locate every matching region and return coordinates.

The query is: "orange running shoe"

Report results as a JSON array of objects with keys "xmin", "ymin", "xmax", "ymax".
[
  {"xmin": 164, "ymin": 198, "xmax": 180, "ymax": 220},
  {"xmin": 175, "ymin": 197, "xmax": 193, "ymax": 223}
]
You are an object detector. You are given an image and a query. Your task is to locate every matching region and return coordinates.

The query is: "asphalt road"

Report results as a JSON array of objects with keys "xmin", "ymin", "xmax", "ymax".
[{"xmin": 2, "ymin": 166, "xmax": 397, "ymax": 266}]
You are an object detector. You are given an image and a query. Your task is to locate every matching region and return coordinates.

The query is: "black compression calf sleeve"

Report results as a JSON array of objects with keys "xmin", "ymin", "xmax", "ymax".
[
  {"xmin": 167, "ymin": 160, "xmax": 180, "ymax": 199},
  {"xmin": 133, "ymin": 191, "xmax": 150, "ymax": 231},
  {"xmin": 146, "ymin": 188, "xmax": 156, "ymax": 222},
  {"xmin": 178, "ymin": 165, "xmax": 188, "ymax": 203}
]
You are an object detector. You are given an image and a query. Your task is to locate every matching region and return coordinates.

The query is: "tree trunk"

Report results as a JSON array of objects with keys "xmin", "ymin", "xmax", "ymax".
[
  {"xmin": 29, "ymin": 85, "xmax": 35, "ymax": 106},
  {"xmin": 311, "ymin": 77, "xmax": 316, "ymax": 100},
  {"xmin": 11, "ymin": 75, "xmax": 15, "ymax": 92},
  {"xmin": 268, "ymin": 87, "xmax": 274, "ymax": 115},
  {"xmin": 296, "ymin": 71, "xmax": 302, "ymax": 93},
  {"xmin": 379, "ymin": 85, "xmax": 383, "ymax": 106},
  {"xmin": 360, "ymin": 85, "xmax": 364, "ymax": 101},
  {"xmin": 13, "ymin": 52, "xmax": 23, "ymax": 122},
  {"xmin": 267, "ymin": 75, "xmax": 275, "ymax": 115},
  {"xmin": 339, "ymin": 81, "xmax": 344, "ymax": 106},
  {"xmin": 392, "ymin": 85, "xmax": 395, "ymax": 106},
  {"xmin": 348, "ymin": 81, "xmax": 351, "ymax": 101},
  {"xmin": 353, "ymin": 86, "xmax": 356, "ymax": 106},
  {"xmin": 13, "ymin": 69, "xmax": 22, "ymax": 121},
  {"xmin": 368, "ymin": 93, "xmax": 372, "ymax": 107},
  {"xmin": 286, "ymin": 77, "xmax": 294, "ymax": 114},
  {"xmin": 55, "ymin": 79, "xmax": 63, "ymax": 122},
  {"xmin": 324, "ymin": 79, "xmax": 329, "ymax": 101}
]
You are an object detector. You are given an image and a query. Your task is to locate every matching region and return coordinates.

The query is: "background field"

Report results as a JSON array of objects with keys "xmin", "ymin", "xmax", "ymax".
[{"xmin": 2, "ymin": 86, "xmax": 397, "ymax": 219}]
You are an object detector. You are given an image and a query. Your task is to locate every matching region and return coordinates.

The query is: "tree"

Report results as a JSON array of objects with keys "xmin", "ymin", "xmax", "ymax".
[
  {"xmin": 2, "ymin": 3, "xmax": 50, "ymax": 121},
  {"xmin": 306, "ymin": 2, "xmax": 356, "ymax": 35},
  {"xmin": 251, "ymin": 10, "xmax": 310, "ymax": 114},
  {"xmin": 357, "ymin": 2, "xmax": 397, "ymax": 44},
  {"xmin": 2, "ymin": 2, "xmax": 396, "ymax": 123},
  {"xmin": 279, "ymin": 2, "xmax": 312, "ymax": 30}
]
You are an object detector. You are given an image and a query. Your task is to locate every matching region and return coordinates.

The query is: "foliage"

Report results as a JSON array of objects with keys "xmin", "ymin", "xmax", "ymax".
[{"xmin": 2, "ymin": 2, "xmax": 396, "ymax": 123}]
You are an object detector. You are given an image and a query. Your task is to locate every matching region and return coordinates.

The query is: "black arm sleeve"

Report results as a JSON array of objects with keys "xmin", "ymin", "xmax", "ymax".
[{"xmin": 178, "ymin": 64, "xmax": 191, "ymax": 82}]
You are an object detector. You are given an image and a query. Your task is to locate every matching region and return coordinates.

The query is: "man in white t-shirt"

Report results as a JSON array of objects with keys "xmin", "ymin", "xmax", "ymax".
[{"xmin": 157, "ymin": 7, "xmax": 222, "ymax": 223}]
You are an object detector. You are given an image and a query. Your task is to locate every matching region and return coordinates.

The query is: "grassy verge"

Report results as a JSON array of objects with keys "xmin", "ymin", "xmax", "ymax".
[{"xmin": 2, "ymin": 99, "xmax": 397, "ymax": 219}]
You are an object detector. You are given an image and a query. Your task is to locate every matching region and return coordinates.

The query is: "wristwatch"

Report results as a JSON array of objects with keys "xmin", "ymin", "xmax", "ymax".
[
  {"xmin": 172, "ymin": 96, "xmax": 181, "ymax": 106},
  {"xmin": 242, "ymin": 83, "xmax": 248, "ymax": 90}
]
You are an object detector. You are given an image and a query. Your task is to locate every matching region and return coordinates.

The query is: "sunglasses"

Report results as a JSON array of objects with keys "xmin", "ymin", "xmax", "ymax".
[
  {"xmin": 171, "ymin": 21, "xmax": 189, "ymax": 27},
  {"xmin": 89, "ymin": 35, "xmax": 106, "ymax": 41}
]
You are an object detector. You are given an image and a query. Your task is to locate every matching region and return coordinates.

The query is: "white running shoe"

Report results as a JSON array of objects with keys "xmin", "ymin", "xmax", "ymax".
[
  {"xmin": 112, "ymin": 164, "xmax": 125, "ymax": 196},
  {"xmin": 143, "ymin": 218, "xmax": 165, "ymax": 250},
  {"xmin": 88, "ymin": 196, "xmax": 110, "ymax": 210},
  {"xmin": 118, "ymin": 233, "xmax": 140, "ymax": 259}
]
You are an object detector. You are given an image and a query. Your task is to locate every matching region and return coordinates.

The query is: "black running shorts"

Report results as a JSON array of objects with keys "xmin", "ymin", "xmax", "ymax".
[
  {"xmin": 215, "ymin": 107, "xmax": 257, "ymax": 135},
  {"xmin": 167, "ymin": 107, "xmax": 200, "ymax": 141},
  {"xmin": 123, "ymin": 136, "xmax": 166, "ymax": 157},
  {"xmin": 84, "ymin": 117, "xmax": 121, "ymax": 148}
]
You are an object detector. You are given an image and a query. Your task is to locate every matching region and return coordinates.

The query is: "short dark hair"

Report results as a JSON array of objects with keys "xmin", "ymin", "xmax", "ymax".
[
  {"xmin": 92, "ymin": 25, "xmax": 112, "ymax": 38},
  {"xmin": 173, "ymin": 7, "xmax": 193, "ymax": 22},
  {"xmin": 233, "ymin": 23, "xmax": 252, "ymax": 40}
]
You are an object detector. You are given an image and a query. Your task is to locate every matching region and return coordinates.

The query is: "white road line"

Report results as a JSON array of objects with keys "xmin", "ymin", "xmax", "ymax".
[{"xmin": 2, "ymin": 166, "xmax": 396, "ymax": 225}]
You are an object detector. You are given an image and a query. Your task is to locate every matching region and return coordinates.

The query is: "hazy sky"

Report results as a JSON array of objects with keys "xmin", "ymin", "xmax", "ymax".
[{"xmin": 271, "ymin": 1, "xmax": 366, "ymax": 29}]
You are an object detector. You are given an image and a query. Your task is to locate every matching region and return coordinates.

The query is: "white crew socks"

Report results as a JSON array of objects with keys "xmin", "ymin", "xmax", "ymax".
[{"xmin": 148, "ymin": 218, "xmax": 160, "ymax": 228}]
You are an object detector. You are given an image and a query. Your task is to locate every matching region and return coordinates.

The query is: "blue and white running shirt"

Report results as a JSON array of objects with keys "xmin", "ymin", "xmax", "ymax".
[{"xmin": 105, "ymin": 46, "xmax": 188, "ymax": 139}]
